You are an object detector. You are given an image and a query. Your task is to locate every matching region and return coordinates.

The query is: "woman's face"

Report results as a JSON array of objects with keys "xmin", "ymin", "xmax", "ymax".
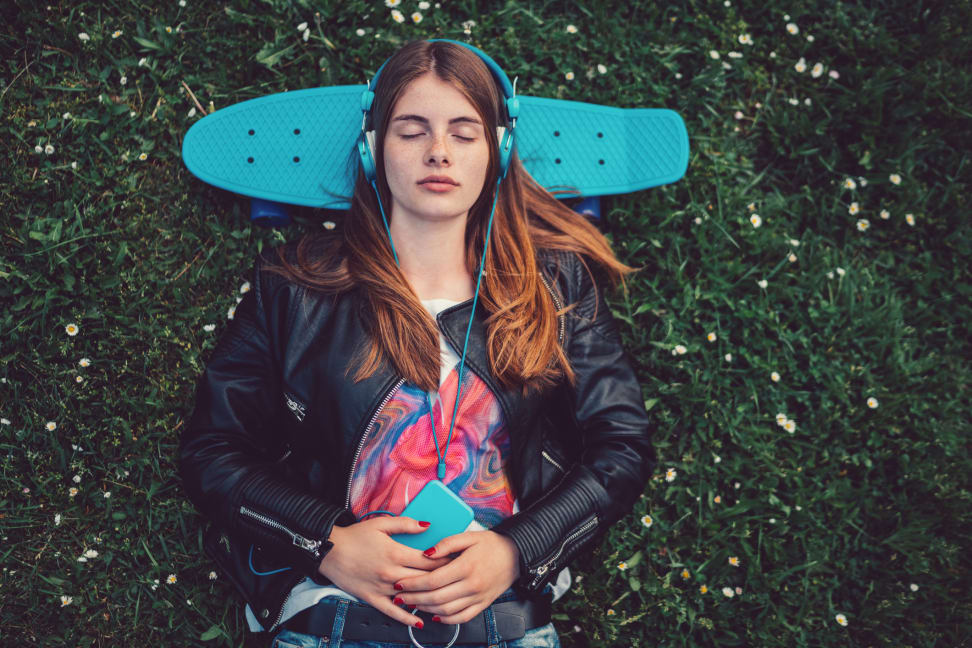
[{"xmin": 383, "ymin": 73, "xmax": 490, "ymax": 227}]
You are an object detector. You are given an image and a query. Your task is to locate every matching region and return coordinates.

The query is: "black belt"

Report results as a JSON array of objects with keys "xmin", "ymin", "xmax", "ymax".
[{"xmin": 282, "ymin": 595, "xmax": 552, "ymax": 644}]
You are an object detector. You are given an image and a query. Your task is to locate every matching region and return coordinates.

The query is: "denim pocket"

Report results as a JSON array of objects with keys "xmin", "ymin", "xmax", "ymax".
[
  {"xmin": 271, "ymin": 627, "xmax": 326, "ymax": 648},
  {"xmin": 506, "ymin": 621, "xmax": 561, "ymax": 648}
]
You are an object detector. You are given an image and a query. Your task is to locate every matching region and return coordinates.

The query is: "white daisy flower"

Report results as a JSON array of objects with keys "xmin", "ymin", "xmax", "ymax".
[
  {"xmin": 843, "ymin": 178, "xmax": 856, "ymax": 190},
  {"xmin": 209, "ymin": 571, "xmax": 218, "ymax": 580},
  {"xmin": 47, "ymin": 421, "xmax": 57, "ymax": 431},
  {"xmin": 385, "ymin": 0, "xmax": 401, "ymax": 5},
  {"xmin": 296, "ymin": 22, "xmax": 308, "ymax": 31},
  {"xmin": 909, "ymin": 583, "xmax": 919, "ymax": 591},
  {"xmin": 112, "ymin": 30, "xmax": 123, "ymax": 38},
  {"xmin": 728, "ymin": 51, "xmax": 743, "ymax": 59},
  {"xmin": 239, "ymin": 281, "xmax": 251, "ymax": 294},
  {"xmin": 79, "ymin": 32, "xmax": 90, "ymax": 41},
  {"xmin": 709, "ymin": 50, "xmax": 720, "ymax": 60},
  {"xmin": 750, "ymin": 214, "xmax": 762, "ymax": 227},
  {"xmin": 203, "ymin": 324, "xmax": 216, "ymax": 332},
  {"xmin": 829, "ymin": 70, "xmax": 840, "ymax": 79},
  {"xmin": 783, "ymin": 420, "xmax": 796, "ymax": 433},
  {"xmin": 411, "ymin": 12, "xmax": 422, "ymax": 23},
  {"xmin": 788, "ymin": 98, "xmax": 799, "ymax": 106},
  {"xmin": 807, "ymin": 34, "xmax": 815, "ymax": 42},
  {"xmin": 565, "ymin": 71, "xmax": 575, "ymax": 81},
  {"xmin": 617, "ymin": 561, "xmax": 628, "ymax": 571},
  {"xmin": 880, "ymin": 209, "xmax": 890, "ymax": 220},
  {"xmin": 641, "ymin": 514, "xmax": 653, "ymax": 528},
  {"xmin": 75, "ymin": 376, "xmax": 83, "ymax": 383},
  {"xmin": 356, "ymin": 28, "xmax": 365, "ymax": 36},
  {"xmin": 776, "ymin": 413, "xmax": 788, "ymax": 426},
  {"xmin": 788, "ymin": 253, "xmax": 797, "ymax": 263},
  {"xmin": 794, "ymin": 57, "xmax": 807, "ymax": 73},
  {"xmin": 836, "ymin": 267, "xmax": 846, "ymax": 276},
  {"xmin": 857, "ymin": 219, "xmax": 870, "ymax": 232},
  {"xmin": 566, "ymin": 24, "xmax": 578, "ymax": 33},
  {"xmin": 77, "ymin": 556, "xmax": 87, "ymax": 563},
  {"xmin": 728, "ymin": 556, "xmax": 740, "ymax": 567},
  {"xmin": 725, "ymin": 353, "xmax": 732, "ymax": 361},
  {"xmin": 707, "ymin": 332, "xmax": 717, "ymax": 342},
  {"xmin": 45, "ymin": 144, "xmax": 56, "ymax": 155},
  {"xmin": 166, "ymin": 573, "xmax": 177, "ymax": 584},
  {"xmin": 120, "ymin": 75, "xmax": 127, "ymax": 85},
  {"xmin": 905, "ymin": 213, "xmax": 915, "ymax": 226},
  {"xmin": 419, "ymin": 0, "xmax": 430, "ymax": 8},
  {"xmin": 835, "ymin": 613, "xmax": 848, "ymax": 626},
  {"xmin": 713, "ymin": 454, "xmax": 721, "ymax": 463},
  {"xmin": 786, "ymin": 23, "xmax": 799, "ymax": 35},
  {"xmin": 69, "ymin": 487, "xmax": 78, "ymax": 497},
  {"xmin": 60, "ymin": 595, "xmax": 73, "ymax": 606},
  {"xmin": 597, "ymin": 64, "xmax": 607, "ymax": 74},
  {"xmin": 103, "ymin": 491, "xmax": 111, "ymax": 498},
  {"xmin": 771, "ymin": 371, "xmax": 781, "ymax": 382},
  {"xmin": 84, "ymin": 549, "xmax": 98, "ymax": 559},
  {"xmin": 323, "ymin": 220, "xmax": 336, "ymax": 230},
  {"xmin": 35, "ymin": 145, "xmax": 43, "ymax": 154},
  {"xmin": 0, "ymin": 418, "xmax": 9, "ymax": 425},
  {"xmin": 867, "ymin": 397, "xmax": 879, "ymax": 409},
  {"xmin": 889, "ymin": 173, "xmax": 902, "ymax": 185},
  {"xmin": 738, "ymin": 34, "xmax": 752, "ymax": 45},
  {"xmin": 848, "ymin": 202, "xmax": 860, "ymax": 215},
  {"xmin": 811, "ymin": 63, "xmax": 824, "ymax": 78},
  {"xmin": 665, "ymin": 468, "xmax": 677, "ymax": 482},
  {"xmin": 138, "ymin": 153, "xmax": 148, "ymax": 161},
  {"xmin": 390, "ymin": 9, "xmax": 404, "ymax": 23},
  {"xmin": 227, "ymin": 306, "xmax": 236, "ymax": 320},
  {"xmin": 757, "ymin": 279, "xmax": 768, "ymax": 289},
  {"xmin": 674, "ymin": 344, "xmax": 687, "ymax": 355},
  {"xmin": 73, "ymin": 474, "xmax": 81, "ymax": 483},
  {"xmin": 722, "ymin": 586, "xmax": 735, "ymax": 598},
  {"xmin": 55, "ymin": 513, "xmax": 62, "ymax": 525}
]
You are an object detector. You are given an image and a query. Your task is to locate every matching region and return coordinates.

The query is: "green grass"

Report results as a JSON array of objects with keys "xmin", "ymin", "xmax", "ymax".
[{"xmin": 2, "ymin": 0, "xmax": 970, "ymax": 646}]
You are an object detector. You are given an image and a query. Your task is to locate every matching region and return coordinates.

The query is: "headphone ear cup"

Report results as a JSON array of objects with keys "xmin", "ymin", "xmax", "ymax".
[{"xmin": 357, "ymin": 130, "xmax": 378, "ymax": 183}]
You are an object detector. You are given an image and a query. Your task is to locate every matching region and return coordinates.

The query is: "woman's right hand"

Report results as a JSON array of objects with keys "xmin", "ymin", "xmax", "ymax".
[{"xmin": 317, "ymin": 516, "xmax": 451, "ymax": 628}]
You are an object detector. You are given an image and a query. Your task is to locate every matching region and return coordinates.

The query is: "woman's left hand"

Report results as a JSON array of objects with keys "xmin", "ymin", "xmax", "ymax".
[{"xmin": 392, "ymin": 530, "xmax": 521, "ymax": 624}]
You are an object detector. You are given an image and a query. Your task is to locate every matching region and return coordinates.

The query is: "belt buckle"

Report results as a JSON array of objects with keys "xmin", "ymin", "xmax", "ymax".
[{"xmin": 406, "ymin": 609, "xmax": 461, "ymax": 648}]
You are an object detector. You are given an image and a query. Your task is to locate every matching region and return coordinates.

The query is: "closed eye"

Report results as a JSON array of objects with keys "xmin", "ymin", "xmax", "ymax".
[{"xmin": 400, "ymin": 134, "xmax": 476, "ymax": 142}]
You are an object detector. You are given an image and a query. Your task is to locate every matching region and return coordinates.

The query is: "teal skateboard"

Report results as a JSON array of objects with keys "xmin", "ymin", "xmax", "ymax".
[{"xmin": 182, "ymin": 86, "xmax": 689, "ymax": 225}]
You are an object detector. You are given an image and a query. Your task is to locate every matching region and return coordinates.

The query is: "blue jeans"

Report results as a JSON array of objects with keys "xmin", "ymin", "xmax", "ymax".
[{"xmin": 268, "ymin": 594, "xmax": 561, "ymax": 648}]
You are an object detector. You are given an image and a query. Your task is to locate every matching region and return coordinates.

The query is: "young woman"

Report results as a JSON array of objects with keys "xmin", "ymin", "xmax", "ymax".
[{"xmin": 180, "ymin": 40, "xmax": 656, "ymax": 648}]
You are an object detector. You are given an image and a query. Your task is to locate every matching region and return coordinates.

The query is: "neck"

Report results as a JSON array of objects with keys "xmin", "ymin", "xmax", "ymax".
[{"xmin": 389, "ymin": 213, "xmax": 475, "ymax": 302}]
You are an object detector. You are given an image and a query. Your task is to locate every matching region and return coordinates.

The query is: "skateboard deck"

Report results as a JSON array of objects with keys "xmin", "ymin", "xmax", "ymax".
[{"xmin": 182, "ymin": 86, "xmax": 689, "ymax": 210}]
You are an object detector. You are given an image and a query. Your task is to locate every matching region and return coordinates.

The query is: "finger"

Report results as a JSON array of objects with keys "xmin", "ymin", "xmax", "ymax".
[
  {"xmin": 398, "ymin": 582, "xmax": 476, "ymax": 612},
  {"xmin": 364, "ymin": 593, "xmax": 424, "ymax": 629},
  {"xmin": 432, "ymin": 600, "xmax": 487, "ymax": 625},
  {"xmin": 395, "ymin": 548, "xmax": 452, "ymax": 571},
  {"xmin": 371, "ymin": 516, "xmax": 432, "ymax": 535},
  {"xmin": 421, "ymin": 531, "xmax": 479, "ymax": 559},
  {"xmin": 395, "ymin": 557, "xmax": 464, "ymax": 593}
]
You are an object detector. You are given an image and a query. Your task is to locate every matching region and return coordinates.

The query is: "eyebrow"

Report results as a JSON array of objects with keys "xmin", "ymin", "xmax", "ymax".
[{"xmin": 391, "ymin": 114, "xmax": 482, "ymax": 126}]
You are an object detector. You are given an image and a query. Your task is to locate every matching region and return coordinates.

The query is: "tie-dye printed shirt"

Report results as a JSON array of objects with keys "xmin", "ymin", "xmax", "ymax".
[{"xmin": 347, "ymin": 298, "xmax": 516, "ymax": 530}]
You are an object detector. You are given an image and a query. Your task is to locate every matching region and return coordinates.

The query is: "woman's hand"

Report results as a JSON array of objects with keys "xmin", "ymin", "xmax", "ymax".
[
  {"xmin": 391, "ymin": 530, "xmax": 521, "ymax": 624},
  {"xmin": 317, "ymin": 516, "xmax": 452, "ymax": 628}
]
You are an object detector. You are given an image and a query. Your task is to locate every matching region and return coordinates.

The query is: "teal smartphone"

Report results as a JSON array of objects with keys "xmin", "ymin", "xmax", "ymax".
[{"xmin": 390, "ymin": 480, "xmax": 475, "ymax": 551}]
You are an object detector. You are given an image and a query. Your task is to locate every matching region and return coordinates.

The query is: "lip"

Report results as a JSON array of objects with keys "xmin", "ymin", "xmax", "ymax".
[{"xmin": 418, "ymin": 175, "xmax": 458, "ymax": 186}]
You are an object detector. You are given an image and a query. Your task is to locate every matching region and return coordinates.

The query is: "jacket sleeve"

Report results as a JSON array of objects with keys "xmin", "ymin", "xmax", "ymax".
[
  {"xmin": 178, "ymin": 248, "xmax": 356, "ymax": 576},
  {"xmin": 493, "ymin": 252, "xmax": 656, "ymax": 594}
]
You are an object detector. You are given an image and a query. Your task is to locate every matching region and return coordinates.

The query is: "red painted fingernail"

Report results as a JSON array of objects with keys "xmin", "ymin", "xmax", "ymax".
[
  {"xmin": 409, "ymin": 605, "xmax": 418, "ymax": 611},
  {"xmin": 418, "ymin": 520, "xmax": 431, "ymax": 528},
  {"xmin": 415, "ymin": 620, "xmax": 424, "ymax": 630},
  {"xmin": 394, "ymin": 583, "xmax": 404, "ymax": 591},
  {"xmin": 432, "ymin": 615, "xmax": 441, "ymax": 623},
  {"xmin": 394, "ymin": 597, "xmax": 404, "ymax": 605},
  {"xmin": 423, "ymin": 547, "xmax": 436, "ymax": 557}
]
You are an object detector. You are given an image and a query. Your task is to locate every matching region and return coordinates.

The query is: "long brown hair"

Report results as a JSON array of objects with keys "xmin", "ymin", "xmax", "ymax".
[{"xmin": 264, "ymin": 40, "xmax": 638, "ymax": 395}]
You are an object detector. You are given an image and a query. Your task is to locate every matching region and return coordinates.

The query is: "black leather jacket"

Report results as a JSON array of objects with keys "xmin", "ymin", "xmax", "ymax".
[{"xmin": 178, "ymin": 241, "xmax": 656, "ymax": 632}]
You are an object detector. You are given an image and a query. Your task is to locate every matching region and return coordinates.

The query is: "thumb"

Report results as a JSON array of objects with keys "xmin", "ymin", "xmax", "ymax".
[{"xmin": 370, "ymin": 515, "xmax": 431, "ymax": 535}]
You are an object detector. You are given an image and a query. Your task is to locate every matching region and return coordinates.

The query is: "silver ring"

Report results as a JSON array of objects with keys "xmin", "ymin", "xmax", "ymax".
[{"xmin": 406, "ymin": 608, "xmax": 460, "ymax": 648}]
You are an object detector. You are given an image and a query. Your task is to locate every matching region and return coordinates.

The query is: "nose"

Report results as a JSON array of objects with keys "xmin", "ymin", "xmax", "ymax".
[{"xmin": 426, "ymin": 132, "xmax": 450, "ymax": 166}]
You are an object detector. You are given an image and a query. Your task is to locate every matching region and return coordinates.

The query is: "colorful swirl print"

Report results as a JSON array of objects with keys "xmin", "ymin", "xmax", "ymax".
[{"xmin": 348, "ymin": 362, "xmax": 514, "ymax": 529}]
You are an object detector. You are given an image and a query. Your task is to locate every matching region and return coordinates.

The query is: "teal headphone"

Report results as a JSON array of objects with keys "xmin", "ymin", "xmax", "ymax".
[
  {"xmin": 355, "ymin": 40, "xmax": 520, "ymax": 482},
  {"xmin": 356, "ymin": 39, "xmax": 521, "ymax": 187}
]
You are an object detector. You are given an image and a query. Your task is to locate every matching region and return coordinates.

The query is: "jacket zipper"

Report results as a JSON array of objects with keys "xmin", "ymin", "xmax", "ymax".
[
  {"xmin": 239, "ymin": 505, "xmax": 322, "ymax": 555},
  {"xmin": 283, "ymin": 393, "xmax": 306, "ymax": 422},
  {"xmin": 541, "ymin": 449, "xmax": 565, "ymax": 473},
  {"xmin": 345, "ymin": 377, "xmax": 406, "ymax": 509},
  {"xmin": 527, "ymin": 514, "xmax": 598, "ymax": 588},
  {"xmin": 539, "ymin": 273, "xmax": 565, "ymax": 345}
]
